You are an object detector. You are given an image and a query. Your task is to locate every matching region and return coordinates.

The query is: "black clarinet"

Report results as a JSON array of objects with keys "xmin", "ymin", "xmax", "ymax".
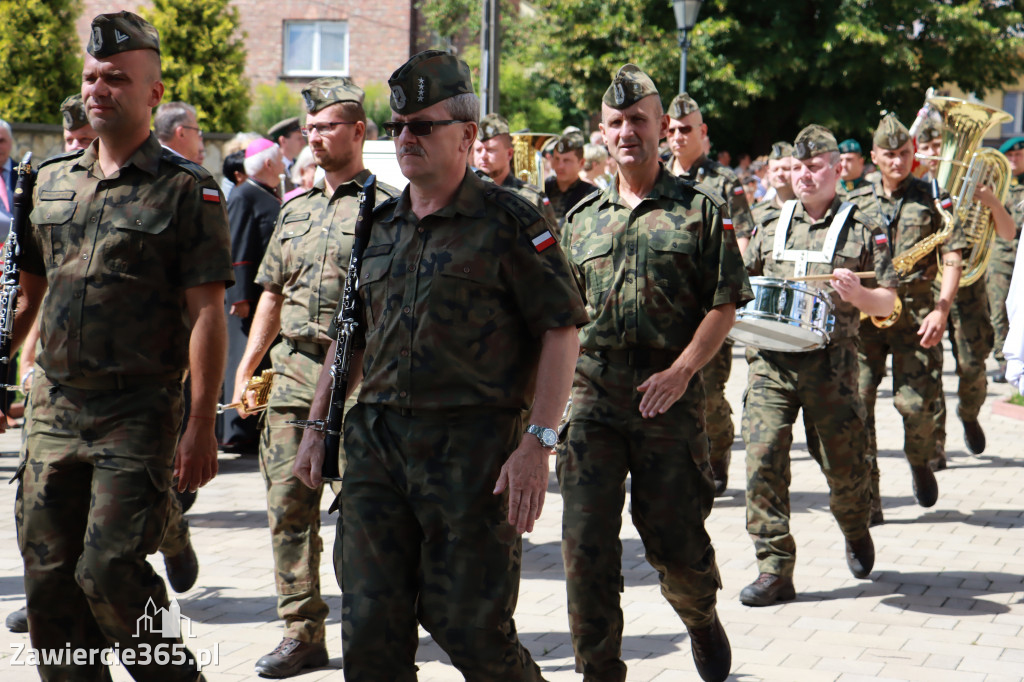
[
  {"xmin": 0, "ymin": 153, "xmax": 35, "ymax": 394},
  {"xmin": 289, "ymin": 174, "xmax": 376, "ymax": 481}
]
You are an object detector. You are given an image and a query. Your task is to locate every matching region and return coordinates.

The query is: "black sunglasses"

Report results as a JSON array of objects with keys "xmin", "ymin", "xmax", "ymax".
[
  {"xmin": 381, "ymin": 120, "xmax": 469, "ymax": 137},
  {"xmin": 668, "ymin": 124, "xmax": 694, "ymax": 136}
]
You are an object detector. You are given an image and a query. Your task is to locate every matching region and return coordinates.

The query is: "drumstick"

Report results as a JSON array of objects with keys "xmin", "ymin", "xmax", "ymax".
[{"xmin": 787, "ymin": 271, "xmax": 876, "ymax": 282}]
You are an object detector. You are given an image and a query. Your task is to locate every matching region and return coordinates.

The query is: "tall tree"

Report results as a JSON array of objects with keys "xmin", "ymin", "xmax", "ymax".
[
  {"xmin": 536, "ymin": 0, "xmax": 1024, "ymax": 155},
  {"xmin": 142, "ymin": 0, "xmax": 250, "ymax": 133},
  {"xmin": 0, "ymin": 0, "xmax": 82, "ymax": 124}
]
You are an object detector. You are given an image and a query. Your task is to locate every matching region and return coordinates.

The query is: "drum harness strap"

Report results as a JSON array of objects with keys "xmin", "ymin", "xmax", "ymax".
[{"xmin": 772, "ymin": 199, "xmax": 855, "ymax": 277}]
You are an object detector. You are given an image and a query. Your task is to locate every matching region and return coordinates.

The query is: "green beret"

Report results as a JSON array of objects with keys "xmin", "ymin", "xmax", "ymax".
[
  {"xmin": 873, "ymin": 114, "xmax": 911, "ymax": 151},
  {"xmin": 602, "ymin": 64, "xmax": 659, "ymax": 110},
  {"xmin": 301, "ymin": 77, "xmax": 363, "ymax": 114},
  {"xmin": 87, "ymin": 11, "xmax": 159, "ymax": 59},
  {"xmin": 61, "ymin": 94, "xmax": 89, "ymax": 131},
  {"xmin": 388, "ymin": 50, "xmax": 473, "ymax": 116},
  {"xmin": 999, "ymin": 136, "xmax": 1024, "ymax": 153},
  {"xmin": 838, "ymin": 138, "xmax": 862, "ymax": 155},
  {"xmin": 268, "ymin": 117, "xmax": 301, "ymax": 140},
  {"xmin": 793, "ymin": 124, "xmax": 838, "ymax": 160},
  {"xmin": 478, "ymin": 113, "xmax": 510, "ymax": 141},
  {"xmin": 917, "ymin": 119, "xmax": 942, "ymax": 144},
  {"xmin": 667, "ymin": 93, "xmax": 700, "ymax": 119},
  {"xmin": 768, "ymin": 141, "xmax": 794, "ymax": 160},
  {"xmin": 554, "ymin": 131, "xmax": 585, "ymax": 154}
]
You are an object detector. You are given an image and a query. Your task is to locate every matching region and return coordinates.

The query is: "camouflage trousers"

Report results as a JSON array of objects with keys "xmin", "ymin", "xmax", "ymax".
[
  {"xmin": 703, "ymin": 341, "xmax": 735, "ymax": 473},
  {"xmin": 858, "ymin": 286, "xmax": 943, "ymax": 500},
  {"xmin": 558, "ymin": 351, "xmax": 720, "ymax": 682},
  {"xmin": 986, "ymin": 260, "xmax": 1013, "ymax": 364},
  {"xmin": 259, "ymin": 341, "xmax": 331, "ymax": 643},
  {"xmin": 16, "ymin": 374, "xmax": 201, "ymax": 682},
  {"xmin": 742, "ymin": 340, "xmax": 872, "ymax": 578},
  {"xmin": 339, "ymin": 402, "xmax": 545, "ymax": 682},
  {"xmin": 934, "ymin": 279, "xmax": 993, "ymax": 448}
]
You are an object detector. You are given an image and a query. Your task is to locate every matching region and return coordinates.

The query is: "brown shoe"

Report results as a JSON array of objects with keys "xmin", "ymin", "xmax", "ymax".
[
  {"xmin": 962, "ymin": 419, "xmax": 986, "ymax": 455},
  {"xmin": 254, "ymin": 638, "xmax": 328, "ymax": 678},
  {"xmin": 739, "ymin": 572, "xmax": 795, "ymax": 607},
  {"xmin": 845, "ymin": 532, "xmax": 875, "ymax": 578},
  {"xmin": 687, "ymin": 610, "xmax": 731, "ymax": 682},
  {"xmin": 911, "ymin": 465, "xmax": 938, "ymax": 508},
  {"xmin": 164, "ymin": 541, "xmax": 199, "ymax": 593}
]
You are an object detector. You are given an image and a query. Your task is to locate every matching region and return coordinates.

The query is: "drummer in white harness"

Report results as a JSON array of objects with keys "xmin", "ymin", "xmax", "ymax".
[{"xmin": 735, "ymin": 124, "xmax": 899, "ymax": 607}]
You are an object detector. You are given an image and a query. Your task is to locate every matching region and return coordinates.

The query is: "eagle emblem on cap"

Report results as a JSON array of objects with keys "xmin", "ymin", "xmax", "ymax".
[
  {"xmin": 91, "ymin": 26, "xmax": 103, "ymax": 51},
  {"xmin": 392, "ymin": 86, "xmax": 407, "ymax": 110},
  {"xmin": 794, "ymin": 142, "xmax": 807, "ymax": 158},
  {"xmin": 613, "ymin": 83, "xmax": 625, "ymax": 106},
  {"xmin": 63, "ymin": 111, "xmax": 74, "ymax": 128},
  {"xmin": 888, "ymin": 134, "xmax": 899, "ymax": 149},
  {"xmin": 486, "ymin": 125, "xmax": 495, "ymax": 138}
]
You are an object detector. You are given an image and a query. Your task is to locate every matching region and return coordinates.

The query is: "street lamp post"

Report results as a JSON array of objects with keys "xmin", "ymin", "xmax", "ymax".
[{"xmin": 673, "ymin": 0, "xmax": 703, "ymax": 95}]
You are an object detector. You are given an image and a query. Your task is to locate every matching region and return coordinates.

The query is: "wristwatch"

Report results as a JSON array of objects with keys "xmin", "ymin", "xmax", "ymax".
[{"xmin": 526, "ymin": 424, "xmax": 558, "ymax": 448}]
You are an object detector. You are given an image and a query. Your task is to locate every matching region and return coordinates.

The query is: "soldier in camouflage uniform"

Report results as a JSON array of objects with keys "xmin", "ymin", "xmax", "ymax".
[
  {"xmin": 9, "ymin": 12, "xmax": 232, "ymax": 681},
  {"xmin": 558, "ymin": 65, "xmax": 749, "ymax": 682},
  {"xmin": 846, "ymin": 114, "xmax": 965, "ymax": 522},
  {"xmin": 987, "ymin": 137, "xmax": 1024, "ymax": 383},
  {"xmin": 293, "ymin": 50, "xmax": 586, "ymax": 681},
  {"xmin": 665, "ymin": 92, "xmax": 755, "ymax": 496},
  {"xmin": 229, "ymin": 76, "xmax": 399, "ymax": 678},
  {"xmin": 741, "ymin": 124, "xmax": 899, "ymax": 607},
  {"xmin": 545, "ymin": 131, "xmax": 598, "ymax": 228},
  {"xmin": 473, "ymin": 112, "xmax": 558, "ymax": 226}
]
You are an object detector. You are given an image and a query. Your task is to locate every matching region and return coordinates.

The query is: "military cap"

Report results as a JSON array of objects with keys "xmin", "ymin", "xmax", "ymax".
[
  {"xmin": 999, "ymin": 136, "xmax": 1024, "ymax": 154},
  {"xmin": 602, "ymin": 64, "xmax": 659, "ymax": 110},
  {"xmin": 917, "ymin": 119, "xmax": 942, "ymax": 144},
  {"xmin": 768, "ymin": 141, "xmax": 794, "ymax": 160},
  {"xmin": 301, "ymin": 77, "xmax": 363, "ymax": 114},
  {"xmin": 478, "ymin": 113, "xmax": 510, "ymax": 142},
  {"xmin": 667, "ymin": 93, "xmax": 700, "ymax": 119},
  {"xmin": 87, "ymin": 11, "xmax": 160, "ymax": 58},
  {"xmin": 792, "ymin": 124, "xmax": 838, "ymax": 160},
  {"xmin": 873, "ymin": 114, "xmax": 911, "ymax": 150},
  {"xmin": 838, "ymin": 138, "xmax": 862, "ymax": 155},
  {"xmin": 267, "ymin": 117, "xmax": 301, "ymax": 141},
  {"xmin": 60, "ymin": 94, "xmax": 89, "ymax": 131},
  {"xmin": 553, "ymin": 131, "xmax": 585, "ymax": 155},
  {"xmin": 388, "ymin": 50, "xmax": 473, "ymax": 115}
]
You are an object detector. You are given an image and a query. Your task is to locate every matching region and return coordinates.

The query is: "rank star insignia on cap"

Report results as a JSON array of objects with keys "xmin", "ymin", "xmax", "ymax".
[
  {"xmin": 301, "ymin": 77, "xmax": 364, "ymax": 113},
  {"xmin": 999, "ymin": 136, "xmax": 1024, "ymax": 154},
  {"xmin": 267, "ymin": 117, "xmax": 301, "ymax": 141},
  {"xmin": 769, "ymin": 141, "xmax": 794, "ymax": 160},
  {"xmin": 667, "ymin": 93, "xmax": 700, "ymax": 119},
  {"xmin": 478, "ymin": 113, "xmax": 510, "ymax": 142},
  {"xmin": 87, "ymin": 11, "xmax": 160, "ymax": 58},
  {"xmin": 792, "ymin": 124, "xmax": 839, "ymax": 160},
  {"xmin": 60, "ymin": 94, "xmax": 89, "ymax": 131},
  {"xmin": 602, "ymin": 64, "xmax": 659, "ymax": 110},
  {"xmin": 838, "ymin": 138, "xmax": 862, "ymax": 155},
  {"xmin": 388, "ymin": 50, "xmax": 473, "ymax": 115},
  {"xmin": 873, "ymin": 113, "xmax": 911, "ymax": 150}
]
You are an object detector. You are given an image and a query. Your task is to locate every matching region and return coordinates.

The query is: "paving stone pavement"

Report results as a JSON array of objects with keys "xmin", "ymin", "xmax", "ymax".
[{"xmin": 1, "ymin": 341, "xmax": 1022, "ymax": 681}]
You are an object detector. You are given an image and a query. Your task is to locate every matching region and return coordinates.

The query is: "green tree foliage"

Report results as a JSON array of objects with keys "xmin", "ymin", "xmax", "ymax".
[
  {"xmin": 0, "ymin": 0, "xmax": 82, "ymax": 124},
  {"xmin": 535, "ymin": 0, "xmax": 1024, "ymax": 155},
  {"xmin": 248, "ymin": 83, "xmax": 303, "ymax": 135},
  {"xmin": 142, "ymin": 0, "xmax": 250, "ymax": 133}
]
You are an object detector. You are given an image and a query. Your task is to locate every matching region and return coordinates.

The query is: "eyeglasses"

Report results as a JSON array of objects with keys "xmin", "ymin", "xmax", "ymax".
[
  {"xmin": 381, "ymin": 120, "xmax": 469, "ymax": 137},
  {"xmin": 301, "ymin": 121, "xmax": 358, "ymax": 138},
  {"xmin": 181, "ymin": 125, "xmax": 203, "ymax": 137},
  {"xmin": 668, "ymin": 124, "xmax": 694, "ymax": 136}
]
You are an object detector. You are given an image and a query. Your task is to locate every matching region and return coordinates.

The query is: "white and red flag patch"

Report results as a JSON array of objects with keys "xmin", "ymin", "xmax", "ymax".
[
  {"xmin": 874, "ymin": 233, "xmax": 888, "ymax": 246},
  {"xmin": 940, "ymin": 196, "xmax": 953, "ymax": 210},
  {"xmin": 723, "ymin": 218, "xmax": 734, "ymax": 231},
  {"xmin": 733, "ymin": 186, "xmax": 745, "ymax": 196},
  {"xmin": 202, "ymin": 188, "xmax": 221, "ymax": 203},
  {"xmin": 532, "ymin": 230, "xmax": 556, "ymax": 253}
]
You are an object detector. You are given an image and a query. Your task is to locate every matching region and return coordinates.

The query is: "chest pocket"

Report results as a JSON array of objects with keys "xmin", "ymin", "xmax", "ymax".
[
  {"xmin": 648, "ymin": 229, "xmax": 698, "ymax": 286},
  {"xmin": 572, "ymin": 233, "xmax": 614, "ymax": 296},
  {"xmin": 103, "ymin": 207, "xmax": 173, "ymax": 274},
  {"xmin": 834, "ymin": 237, "xmax": 866, "ymax": 273},
  {"xmin": 29, "ymin": 200, "xmax": 78, "ymax": 267},
  {"xmin": 279, "ymin": 213, "xmax": 312, "ymax": 241},
  {"xmin": 432, "ymin": 257, "xmax": 502, "ymax": 327},
  {"xmin": 358, "ymin": 243, "xmax": 394, "ymax": 332}
]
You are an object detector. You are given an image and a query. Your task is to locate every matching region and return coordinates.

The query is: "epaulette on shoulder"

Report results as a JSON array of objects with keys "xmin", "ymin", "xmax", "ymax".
[
  {"xmin": 707, "ymin": 159, "xmax": 738, "ymax": 182},
  {"xmin": 564, "ymin": 187, "xmax": 603, "ymax": 223},
  {"xmin": 162, "ymin": 151, "xmax": 212, "ymax": 181},
  {"xmin": 473, "ymin": 168, "xmax": 495, "ymax": 184},
  {"xmin": 38, "ymin": 148, "xmax": 85, "ymax": 169},
  {"xmin": 375, "ymin": 180, "xmax": 401, "ymax": 200},
  {"xmin": 281, "ymin": 188, "xmax": 311, "ymax": 208},
  {"xmin": 485, "ymin": 183, "xmax": 544, "ymax": 227},
  {"xmin": 689, "ymin": 180, "xmax": 728, "ymax": 210},
  {"xmin": 372, "ymin": 194, "xmax": 399, "ymax": 218},
  {"xmin": 846, "ymin": 184, "xmax": 874, "ymax": 199}
]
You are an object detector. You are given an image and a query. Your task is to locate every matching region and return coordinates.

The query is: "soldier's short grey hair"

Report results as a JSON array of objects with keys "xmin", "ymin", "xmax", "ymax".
[
  {"xmin": 583, "ymin": 143, "xmax": 608, "ymax": 170},
  {"xmin": 243, "ymin": 143, "xmax": 283, "ymax": 177},
  {"xmin": 0, "ymin": 119, "xmax": 11, "ymax": 138},
  {"xmin": 444, "ymin": 93, "xmax": 480, "ymax": 125},
  {"xmin": 154, "ymin": 102, "xmax": 197, "ymax": 142}
]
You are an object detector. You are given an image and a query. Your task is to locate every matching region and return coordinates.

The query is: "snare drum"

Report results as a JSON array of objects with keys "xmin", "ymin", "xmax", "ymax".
[{"xmin": 728, "ymin": 277, "xmax": 836, "ymax": 352}]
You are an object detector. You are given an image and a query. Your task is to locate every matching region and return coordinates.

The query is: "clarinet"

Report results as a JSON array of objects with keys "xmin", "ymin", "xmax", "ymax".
[
  {"xmin": 0, "ymin": 153, "xmax": 35, "ymax": 393},
  {"xmin": 289, "ymin": 174, "xmax": 376, "ymax": 481}
]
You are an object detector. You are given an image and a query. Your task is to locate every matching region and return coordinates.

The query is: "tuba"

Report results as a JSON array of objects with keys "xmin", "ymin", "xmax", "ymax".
[
  {"xmin": 920, "ymin": 96, "xmax": 1013, "ymax": 287},
  {"xmin": 511, "ymin": 132, "xmax": 556, "ymax": 187}
]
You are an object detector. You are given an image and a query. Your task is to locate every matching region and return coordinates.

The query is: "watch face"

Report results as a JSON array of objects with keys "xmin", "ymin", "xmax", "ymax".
[{"xmin": 541, "ymin": 429, "xmax": 557, "ymax": 447}]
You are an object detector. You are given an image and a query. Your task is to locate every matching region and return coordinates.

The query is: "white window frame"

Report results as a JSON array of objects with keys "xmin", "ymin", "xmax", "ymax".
[
  {"xmin": 1001, "ymin": 91, "xmax": 1023, "ymax": 136},
  {"xmin": 283, "ymin": 20, "xmax": 349, "ymax": 77}
]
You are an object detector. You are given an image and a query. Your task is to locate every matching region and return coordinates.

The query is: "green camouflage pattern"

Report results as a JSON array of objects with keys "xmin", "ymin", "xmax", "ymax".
[
  {"xmin": 60, "ymin": 94, "xmax": 89, "ymax": 131},
  {"xmin": 702, "ymin": 343, "xmax": 735, "ymax": 475},
  {"xmin": 87, "ymin": 11, "xmax": 160, "ymax": 58},
  {"xmin": 477, "ymin": 113, "xmax": 510, "ymax": 141},
  {"xmin": 674, "ymin": 154, "xmax": 756, "ymax": 247},
  {"xmin": 544, "ymin": 177, "xmax": 598, "ymax": 229},
  {"xmin": 602, "ymin": 64, "xmax": 659, "ymax": 110},
  {"xmin": 793, "ymin": 124, "xmax": 839, "ymax": 160},
  {"xmin": 769, "ymin": 141, "xmax": 794, "ymax": 160},
  {"xmin": 987, "ymin": 183, "xmax": 1024, "ymax": 363},
  {"xmin": 353, "ymin": 169, "xmax": 588, "ymax": 410},
  {"xmin": 387, "ymin": 50, "xmax": 473, "ymax": 115},
  {"xmin": 474, "ymin": 168, "xmax": 558, "ymax": 227},
  {"xmin": 301, "ymin": 77, "xmax": 363, "ymax": 114},
  {"xmin": 917, "ymin": 120, "xmax": 941, "ymax": 144},
  {"xmin": 22, "ymin": 133, "xmax": 233, "ymax": 386},
  {"xmin": 554, "ymin": 131, "xmax": 585, "ymax": 154},
  {"xmin": 873, "ymin": 114, "xmax": 911, "ymax": 150},
  {"xmin": 750, "ymin": 197, "xmax": 783, "ymax": 234},
  {"xmin": 157, "ymin": 491, "xmax": 191, "ymax": 557},
  {"xmin": 667, "ymin": 93, "xmax": 700, "ymax": 120}
]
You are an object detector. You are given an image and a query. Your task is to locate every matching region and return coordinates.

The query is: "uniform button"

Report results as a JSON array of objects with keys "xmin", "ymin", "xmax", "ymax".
[
  {"xmin": 135, "ymin": 219, "xmax": 142, "ymax": 225},
  {"xmin": 82, "ymin": 254, "xmax": 88, "ymax": 260},
  {"xmin": 73, "ymin": 291, "xmax": 82, "ymax": 299},
  {"xmin": 402, "ymin": 306, "xmax": 411, "ymax": 314},
  {"xmin": 399, "ymin": 391, "xmax": 407, "ymax": 398},
  {"xmin": 463, "ymin": 266, "xmax": 471, "ymax": 273},
  {"xmin": 400, "ymin": 348, "xmax": 409, "ymax": 357},
  {"xmin": 90, "ymin": 216, "xmax": 97, "ymax": 223},
  {"xmin": 417, "ymin": 227, "xmax": 424, "ymax": 233},
  {"xmin": 626, "ymin": 275, "xmax": 634, "ymax": 283},
  {"xmin": 407, "ymin": 264, "xmax": 415, "ymax": 272}
]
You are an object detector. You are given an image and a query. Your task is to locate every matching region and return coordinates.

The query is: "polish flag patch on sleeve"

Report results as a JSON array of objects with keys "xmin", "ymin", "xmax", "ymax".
[
  {"xmin": 874, "ymin": 233, "xmax": 888, "ymax": 246},
  {"xmin": 940, "ymin": 197, "xmax": 953, "ymax": 210},
  {"xmin": 532, "ymin": 230, "xmax": 556, "ymax": 253},
  {"xmin": 733, "ymin": 186, "xmax": 745, "ymax": 196},
  {"xmin": 723, "ymin": 218, "xmax": 734, "ymax": 231},
  {"xmin": 202, "ymin": 188, "xmax": 221, "ymax": 203}
]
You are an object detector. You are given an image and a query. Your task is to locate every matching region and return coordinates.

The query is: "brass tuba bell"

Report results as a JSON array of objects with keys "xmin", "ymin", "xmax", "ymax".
[{"xmin": 511, "ymin": 132, "xmax": 557, "ymax": 187}]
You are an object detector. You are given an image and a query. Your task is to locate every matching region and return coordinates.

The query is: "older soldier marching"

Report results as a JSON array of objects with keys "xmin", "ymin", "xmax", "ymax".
[
  {"xmin": 740, "ymin": 124, "xmax": 899, "ymax": 607},
  {"xmin": 559, "ymin": 65, "xmax": 750, "ymax": 682},
  {"xmin": 988, "ymin": 136, "xmax": 1024, "ymax": 382},
  {"xmin": 473, "ymin": 112, "xmax": 558, "ymax": 225},
  {"xmin": 665, "ymin": 92, "xmax": 755, "ymax": 495},
  {"xmin": 230, "ymin": 77, "xmax": 398, "ymax": 678},
  {"xmin": 9, "ymin": 12, "xmax": 231, "ymax": 681}
]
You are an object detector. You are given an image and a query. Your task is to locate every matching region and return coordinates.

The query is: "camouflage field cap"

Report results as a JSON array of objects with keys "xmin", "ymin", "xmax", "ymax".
[
  {"xmin": 267, "ymin": 117, "xmax": 301, "ymax": 140},
  {"xmin": 478, "ymin": 113, "xmax": 510, "ymax": 141},
  {"xmin": 793, "ymin": 124, "xmax": 838, "ymax": 160},
  {"xmin": 838, "ymin": 138, "xmax": 862, "ymax": 155},
  {"xmin": 602, "ymin": 64, "xmax": 659, "ymax": 110},
  {"xmin": 999, "ymin": 136, "xmax": 1024, "ymax": 154},
  {"xmin": 667, "ymin": 93, "xmax": 700, "ymax": 119},
  {"xmin": 302, "ymin": 77, "xmax": 364, "ymax": 114},
  {"xmin": 873, "ymin": 113, "xmax": 911, "ymax": 150},
  {"xmin": 87, "ymin": 11, "xmax": 160, "ymax": 58},
  {"xmin": 917, "ymin": 119, "xmax": 942, "ymax": 144},
  {"xmin": 61, "ymin": 94, "xmax": 89, "ymax": 131},
  {"xmin": 769, "ymin": 141, "xmax": 794, "ymax": 160},
  {"xmin": 388, "ymin": 50, "xmax": 473, "ymax": 115},
  {"xmin": 554, "ymin": 131, "xmax": 585, "ymax": 154}
]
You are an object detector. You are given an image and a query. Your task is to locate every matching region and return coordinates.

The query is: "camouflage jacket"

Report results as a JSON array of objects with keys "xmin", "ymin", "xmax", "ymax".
[
  {"xmin": 561, "ymin": 165, "xmax": 752, "ymax": 352},
  {"xmin": 745, "ymin": 196, "xmax": 899, "ymax": 340},
  {"xmin": 351, "ymin": 169, "xmax": 588, "ymax": 410},
  {"xmin": 474, "ymin": 168, "xmax": 558, "ymax": 228},
  {"xmin": 545, "ymin": 176, "xmax": 598, "ymax": 228},
  {"xmin": 751, "ymin": 196, "xmax": 784, "ymax": 237},
  {"xmin": 21, "ymin": 133, "xmax": 233, "ymax": 384},
  {"xmin": 673, "ymin": 154, "xmax": 755, "ymax": 240},
  {"xmin": 256, "ymin": 169, "xmax": 399, "ymax": 345}
]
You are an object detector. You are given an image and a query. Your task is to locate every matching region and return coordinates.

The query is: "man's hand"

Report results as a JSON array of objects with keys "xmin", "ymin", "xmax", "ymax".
[
  {"xmin": 229, "ymin": 301, "xmax": 251, "ymax": 318},
  {"xmin": 494, "ymin": 439, "xmax": 550, "ymax": 533},
  {"xmin": 174, "ymin": 417, "xmax": 219, "ymax": 492},
  {"xmin": 637, "ymin": 362, "xmax": 694, "ymax": 419},
  {"xmin": 918, "ymin": 309, "xmax": 948, "ymax": 349},
  {"xmin": 830, "ymin": 267, "xmax": 866, "ymax": 303},
  {"xmin": 231, "ymin": 378, "xmax": 255, "ymax": 419},
  {"xmin": 294, "ymin": 429, "xmax": 326, "ymax": 489}
]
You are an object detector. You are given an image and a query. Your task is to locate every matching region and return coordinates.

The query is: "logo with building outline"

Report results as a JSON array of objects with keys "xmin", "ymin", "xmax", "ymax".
[{"xmin": 133, "ymin": 598, "xmax": 196, "ymax": 639}]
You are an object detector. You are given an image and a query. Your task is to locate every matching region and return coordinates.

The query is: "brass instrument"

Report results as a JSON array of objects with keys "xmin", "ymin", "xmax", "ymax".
[
  {"xmin": 511, "ymin": 132, "xmax": 556, "ymax": 187},
  {"xmin": 217, "ymin": 369, "xmax": 275, "ymax": 414}
]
